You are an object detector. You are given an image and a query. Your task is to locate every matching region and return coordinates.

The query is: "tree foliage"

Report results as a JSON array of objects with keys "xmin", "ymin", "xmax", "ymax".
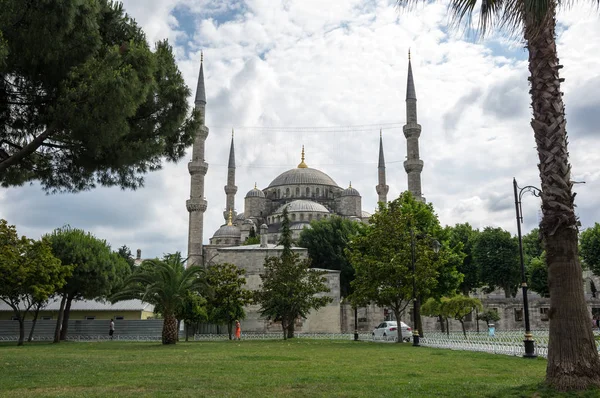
[
  {"xmin": 298, "ymin": 216, "xmax": 366, "ymax": 297},
  {"xmin": 117, "ymin": 245, "xmax": 136, "ymax": 271},
  {"xmin": 528, "ymin": 252, "xmax": 549, "ymax": 298},
  {"xmin": 441, "ymin": 295, "xmax": 483, "ymax": 338},
  {"xmin": 0, "ymin": 219, "xmax": 70, "ymax": 345},
  {"xmin": 444, "ymin": 223, "xmax": 480, "ymax": 295},
  {"xmin": 205, "ymin": 263, "xmax": 252, "ymax": 340},
  {"xmin": 0, "ymin": 0, "xmax": 200, "ymax": 192},
  {"xmin": 254, "ymin": 207, "xmax": 332, "ymax": 339},
  {"xmin": 473, "ymin": 227, "xmax": 520, "ymax": 298},
  {"xmin": 477, "ymin": 309, "xmax": 501, "ymax": 327},
  {"xmin": 580, "ymin": 223, "xmax": 600, "ymax": 277},
  {"xmin": 348, "ymin": 192, "xmax": 454, "ymax": 341},
  {"xmin": 112, "ymin": 252, "xmax": 207, "ymax": 345},
  {"xmin": 45, "ymin": 226, "xmax": 130, "ymax": 342}
]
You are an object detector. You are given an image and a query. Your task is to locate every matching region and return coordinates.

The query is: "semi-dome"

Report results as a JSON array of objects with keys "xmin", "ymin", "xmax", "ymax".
[
  {"xmin": 341, "ymin": 184, "xmax": 360, "ymax": 197},
  {"xmin": 245, "ymin": 184, "xmax": 265, "ymax": 198},
  {"xmin": 275, "ymin": 200, "xmax": 330, "ymax": 214},
  {"xmin": 212, "ymin": 224, "xmax": 241, "ymax": 238},
  {"xmin": 267, "ymin": 146, "xmax": 338, "ymax": 188}
]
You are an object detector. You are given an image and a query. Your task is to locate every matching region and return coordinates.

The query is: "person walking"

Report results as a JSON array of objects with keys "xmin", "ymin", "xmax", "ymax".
[
  {"xmin": 234, "ymin": 320, "xmax": 241, "ymax": 340},
  {"xmin": 109, "ymin": 319, "xmax": 115, "ymax": 340}
]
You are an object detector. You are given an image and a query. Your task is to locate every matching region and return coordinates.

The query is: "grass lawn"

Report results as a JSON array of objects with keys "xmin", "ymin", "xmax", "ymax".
[{"xmin": 1, "ymin": 340, "xmax": 599, "ymax": 398}]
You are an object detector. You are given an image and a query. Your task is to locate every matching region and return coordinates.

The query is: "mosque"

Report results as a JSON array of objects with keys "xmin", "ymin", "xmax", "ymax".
[{"xmin": 184, "ymin": 52, "xmax": 425, "ymax": 333}]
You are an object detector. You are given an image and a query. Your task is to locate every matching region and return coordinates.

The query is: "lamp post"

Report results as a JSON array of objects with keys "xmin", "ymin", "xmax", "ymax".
[
  {"xmin": 354, "ymin": 306, "xmax": 359, "ymax": 341},
  {"xmin": 513, "ymin": 177, "xmax": 540, "ymax": 359},
  {"xmin": 411, "ymin": 228, "xmax": 441, "ymax": 347}
]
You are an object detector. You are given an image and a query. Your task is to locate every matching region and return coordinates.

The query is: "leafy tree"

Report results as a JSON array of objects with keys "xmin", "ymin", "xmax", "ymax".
[
  {"xmin": 421, "ymin": 297, "xmax": 448, "ymax": 334},
  {"xmin": 298, "ymin": 216, "xmax": 366, "ymax": 297},
  {"xmin": 45, "ymin": 226, "xmax": 130, "ymax": 342},
  {"xmin": 397, "ymin": 0, "xmax": 600, "ymax": 390},
  {"xmin": 348, "ymin": 192, "xmax": 451, "ymax": 341},
  {"xmin": 580, "ymin": 223, "xmax": 600, "ymax": 277},
  {"xmin": 0, "ymin": 220, "xmax": 70, "ymax": 345},
  {"xmin": 523, "ymin": 228, "xmax": 544, "ymax": 267},
  {"xmin": 473, "ymin": 227, "xmax": 520, "ymax": 298},
  {"xmin": 441, "ymin": 295, "xmax": 483, "ymax": 338},
  {"xmin": 175, "ymin": 290, "xmax": 207, "ymax": 342},
  {"xmin": 112, "ymin": 252, "xmax": 206, "ymax": 344},
  {"xmin": 445, "ymin": 223, "xmax": 480, "ymax": 295},
  {"xmin": 117, "ymin": 245, "xmax": 136, "ymax": 271},
  {"xmin": 243, "ymin": 227, "xmax": 260, "ymax": 245},
  {"xmin": 0, "ymin": 0, "xmax": 199, "ymax": 192},
  {"xmin": 477, "ymin": 309, "xmax": 501, "ymax": 328},
  {"xmin": 254, "ymin": 207, "xmax": 332, "ymax": 340},
  {"xmin": 528, "ymin": 252, "xmax": 549, "ymax": 298},
  {"xmin": 205, "ymin": 263, "xmax": 252, "ymax": 340}
]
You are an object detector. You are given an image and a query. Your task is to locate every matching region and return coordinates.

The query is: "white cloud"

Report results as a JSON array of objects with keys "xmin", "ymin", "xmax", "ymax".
[{"xmin": 2, "ymin": 0, "xmax": 600, "ymax": 258}]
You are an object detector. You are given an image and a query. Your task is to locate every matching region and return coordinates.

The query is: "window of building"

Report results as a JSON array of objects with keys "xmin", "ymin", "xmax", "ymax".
[
  {"xmin": 286, "ymin": 188, "xmax": 290, "ymax": 197},
  {"xmin": 514, "ymin": 308, "xmax": 523, "ymax": 322},
  {"xmin": 85, "ymin": 316, "xmax": 96, "ymax": 320},
  {"xmin": 115, "ymin": 316, "xmax": 124, "ymax": 320},
  {"xmin": 300, "ymin": 214, "xmax": 304, "ymax": 221},
  {"xmin": 277, "ymin": 189, "xmax": 281, "ymax": 198},
  {"xmin": 306, "ymin": 187, "xmax": 310, "ymax": 196},
  {"xmin": 308, "ymin": 214, "xmax": 313, "ymax": 221},
  {"xmin": 41, "ymin": 316, "xmax": 52, "ymax": 320},
  {"xmin": 292, "ymin": 214, "xmax": 296, "ymax": 221},
  {"xmin": 540, "ymin": 307, "xmax": 549, "ymax": 321},
  {"xmin": 296, "ymin": 187, "xmax": 300, "ymax": 197},
  {"xmin": 316, "ymin": 188, "xmax": 320, "ymax": 196}
]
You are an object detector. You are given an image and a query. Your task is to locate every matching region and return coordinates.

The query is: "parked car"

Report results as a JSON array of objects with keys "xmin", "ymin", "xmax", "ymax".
[{"xmin": 372, "ymin": 321, "xmax": 412, "ymax": 342}]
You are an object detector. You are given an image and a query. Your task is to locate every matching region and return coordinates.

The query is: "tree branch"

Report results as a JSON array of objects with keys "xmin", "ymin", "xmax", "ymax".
[{"xmin": 0, "ymin": 129, "xmax": 55, "ymax": 172}]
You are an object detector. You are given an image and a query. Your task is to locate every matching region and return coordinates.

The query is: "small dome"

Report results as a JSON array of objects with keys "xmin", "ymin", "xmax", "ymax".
[
  {"xmin": 341, "ymin": 185, "xmax": 360, "ymax": 197},
  {"xmin": 246, "ymin": 185, "xmax": 265, "ymax": 198},
  {"xmin": 243, "ymin": 218, "xmax": 254, "ymax": 225},
  {"xmin": 275, "ymin": 200, "xmax": 330, "ymax": 214},
  {"xmin": 212, "ymin": 224, "xmax": 241, "ymax": 238}
]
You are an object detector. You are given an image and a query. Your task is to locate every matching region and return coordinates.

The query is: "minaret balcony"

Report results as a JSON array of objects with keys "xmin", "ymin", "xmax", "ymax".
[
  {"xmin": 376, "ymin": 184, "xmax": 389, "ymax": 195},
  {"xmin": 186, "ymin": 198, "xmax": 207, "ymax": 212},
  {"xmin": 188, "ymin": 161, "xmax": 208, "ymax": 175},
  {"xmin": 403, "ymin": 124, "xmax": 422, "ymax": 138},
  {"xmin": 194, "ymin": 126, "xmax": 209, "ymax": 141},
  {"xmin": 224, "ymin": 185, "xmax": 238, "ymax": 195},
  {"xmin": 403, "ymin": 159, "xmax": 424, "ymax": 173}
]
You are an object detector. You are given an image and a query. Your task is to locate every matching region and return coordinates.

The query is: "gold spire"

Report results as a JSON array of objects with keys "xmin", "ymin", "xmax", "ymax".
[
  {"xmin": 201, "ymin": 50, "xmax": 203, "ymax": 63},
  {"xmin": 254, "ymin": 182, "xmax": 257, "ymax": 190},
  {"xmin": 349, "ymin": 181, "xmax": 352, "ymax": 188},
  {"xmin": 227, "ymin": 209, "xmax": 233, "ymax": 226},
  {"xmin": 297, "ymin": 145, "xmax": 308, "ymax": 168},
  {"xmin": 408, "ymin": 48, "xmax": 411, "ymax": 61}
]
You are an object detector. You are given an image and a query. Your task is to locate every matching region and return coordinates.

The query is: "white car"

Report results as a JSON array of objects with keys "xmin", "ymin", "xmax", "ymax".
[{"xmin": 372, "ymin": 321, "xmax": 412, "ymax": 342}]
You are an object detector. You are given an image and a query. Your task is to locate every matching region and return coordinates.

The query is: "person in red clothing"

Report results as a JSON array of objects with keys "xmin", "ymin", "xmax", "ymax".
[{"xmin": 234, "ymin": 320, "xmax": 241, "ymax": 340}]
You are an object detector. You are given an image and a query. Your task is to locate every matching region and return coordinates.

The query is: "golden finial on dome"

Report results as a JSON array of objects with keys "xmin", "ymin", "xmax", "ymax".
[
  {"xmin": 349, "ymin": 181, "xmax": 352, "ymax": 189},
  {"xmin": 201, "ymin": 50, "xmax": 203, "ymax": 63},
  {"xmin": 298, "ymin": 145, "xmax": 308, "ymax": 168},
  {"xmin": 254, "ymin": 182, "xmax": 258, "ymax": 190},
  {"xmin": 227, "ymin": 209, "xmax": 233, "ymax": 226}
]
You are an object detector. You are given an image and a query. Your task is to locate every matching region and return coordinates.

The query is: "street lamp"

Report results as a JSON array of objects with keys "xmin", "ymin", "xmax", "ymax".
[
  {"xmin": 513, "ymin": 177, "xmax": 540, "ymax": 359},
  {"xmin": 411, "ymin": 229, "xmax": 441, "ymax": 347}
]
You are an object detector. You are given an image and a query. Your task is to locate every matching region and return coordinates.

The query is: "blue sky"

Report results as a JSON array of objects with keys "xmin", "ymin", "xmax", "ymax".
[{"xmin": 1, "ymin": 0, "xmax": 599, "ymax": 259}]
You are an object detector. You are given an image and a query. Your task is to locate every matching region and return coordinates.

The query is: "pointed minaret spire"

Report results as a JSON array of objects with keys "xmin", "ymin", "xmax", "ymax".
[
  {"xmin": 403, "ymin": 51, "xmax": 425, "ymax": 202},
  {"xmin": 187, "ymin": 52, "xmax": 210, "ymax": 266},
  {"xmin": 376, "ymin": 129, "xmax": 389, "ymax": 204},
  {"xmin": 224, "ymin": 131, "xmax": 238, "ymax": 222}
]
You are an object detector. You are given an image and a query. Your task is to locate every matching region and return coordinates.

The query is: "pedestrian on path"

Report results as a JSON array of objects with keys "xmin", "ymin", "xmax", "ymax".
[{"xmin": 235, "ymin": 320, "xmax": 241, "ymax": 340}]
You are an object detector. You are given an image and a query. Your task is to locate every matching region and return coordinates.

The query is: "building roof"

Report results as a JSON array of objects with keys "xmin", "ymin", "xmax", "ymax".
[
  {"xmin": 219, "ymin": 243, "xmax": 307, "ymax": 251},
  {"xmin": 341, "ymin": 185, "xmax": 360, "ymax": 197},
  {"xmin": 268, "ymin": 167, "xmax": 339, "ymax": 188},
  {"xmin": 0, "ymin": 298, "xmax": 154, "ymax": 312},
  {"xmin": 245, "ymin": 185, "xmax": 265, "ymax": 198},
  {"xmin": 275, "ymin": 200, "xmax": 329, "ymax": 214},
  {"xmin": 212, "ymin": 224, "xmax": 241, "ymax": 238}
]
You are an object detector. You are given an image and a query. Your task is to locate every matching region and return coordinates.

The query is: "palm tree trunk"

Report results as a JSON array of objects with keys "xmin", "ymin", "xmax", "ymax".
[
  {"xmin": 525, "ymin": 7, "xmax": 600, "ymax": 390},
  {"xmin": 162, "ymin": 314, "xmax": 178, "ymax": 345}
]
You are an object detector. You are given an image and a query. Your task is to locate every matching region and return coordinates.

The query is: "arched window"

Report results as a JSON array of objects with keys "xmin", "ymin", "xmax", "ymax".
[
  {"xmin": 306, "ymin": 187, "xmax": 310, "ymax": 196},
  {"xmin": 316, "ymin": 188, "xmax": 320, "ymax": 196},
  {"xmin": 317, "ymin": 214, "xmax": 321, "ymax": 220},
  {"xmin": 300, "ymin": 213, "xmax": 304, "ymax": 221},
  {"xmin": 308, "ymin": 214, "xmax": 313, "ymax": 221},
  {"xmin": 296, "ymin": 187, "xmax": 300, "ymax": 197},
  {"xmin": 286, "ymin": 188, "xmax": 290, "ymax": 197},
  {"xmin": 277, "ymin": 189, "xmax": 281, "ymax": 198}
]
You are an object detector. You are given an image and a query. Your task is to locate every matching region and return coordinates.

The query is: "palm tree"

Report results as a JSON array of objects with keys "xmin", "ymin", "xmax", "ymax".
[
  {"xmin": 397, "ymin": 0, "xmax": 600, "ymax": 390},
  {"xmin": 111, "ymin": 252, "xmax": 206, "ymax": 344}
]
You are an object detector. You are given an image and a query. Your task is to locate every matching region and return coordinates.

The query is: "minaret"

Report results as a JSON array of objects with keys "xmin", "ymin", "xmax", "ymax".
[
  {"xmin": 186, "ymin": 51, "xmax": 209, "ymax": 266},
  {"xmin": 223, "ymin": 129, "xmax": 237, "ymax": 221},
  {"xmin": 375, "ymin": 129, "xmax": 389, "ymax": 204},
  {"xmin": 403, "ymin": 50, "xmax": 425, "ymax": 202}
]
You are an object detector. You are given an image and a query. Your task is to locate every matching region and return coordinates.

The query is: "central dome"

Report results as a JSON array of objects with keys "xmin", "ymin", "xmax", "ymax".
[{"xmin": 268, "ymin": 167, "xmax": 339, "ymax": 188}]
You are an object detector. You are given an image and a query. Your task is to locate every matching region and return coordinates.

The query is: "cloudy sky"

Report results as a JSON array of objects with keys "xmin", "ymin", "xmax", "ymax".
[{"xmin": 2, "ymin": 0, "xmax": 599, "ymax": 259}]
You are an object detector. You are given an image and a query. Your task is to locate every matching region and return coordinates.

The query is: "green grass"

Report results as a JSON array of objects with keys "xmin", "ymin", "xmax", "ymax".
[{"xmin": 0, "ymin": 340, "xmax": 598, "ymax": 397}]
